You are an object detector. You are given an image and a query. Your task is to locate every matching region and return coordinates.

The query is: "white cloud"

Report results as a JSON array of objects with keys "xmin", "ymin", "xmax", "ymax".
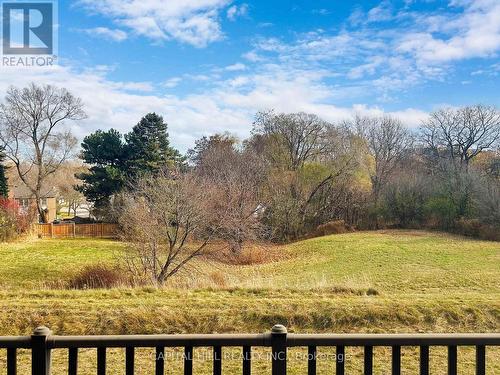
[
  {"xmin": 242, "ymin": 51, "xmax": 265, "ymax": 62},
  {"xmin": 397, "ymin": 0, "xmax": 500, "ymax": 63},
  {"xmin": 225, "ymin": 63, "xmax": 246, "ymax": 71},
  {"xmin": 367, "ymin": 1, "xmax": 393, "ymax": 22},
  {"xmin": 163, "ymin": 77, "xmax": 182, "ymax": 88},
  {"xmin": 0, "ymin": 63, "xmax": 428, "ymax": 152},
  {"xmin": 83, "ymin": 27, "xmax": 128, "ymax": 42},
  {"xmin": 227, "ymin": 3, "xmax": 249, "ymax": 21},
  {"xmin": 311, "ymin": 9, "xmax": 330, "ymax": 16},
  {"xmin": 242, "ymin": 0, "xmax": 500, "ymax": 99},
  {"xmin": 78, "ymin": 0, "xmax": 233, "ymax": 47}
]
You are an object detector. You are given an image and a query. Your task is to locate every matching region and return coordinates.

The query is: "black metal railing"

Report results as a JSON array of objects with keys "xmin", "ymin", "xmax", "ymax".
[{"xmin": 0, "ymin": 325, "xmax": 499, "ymax": 374}]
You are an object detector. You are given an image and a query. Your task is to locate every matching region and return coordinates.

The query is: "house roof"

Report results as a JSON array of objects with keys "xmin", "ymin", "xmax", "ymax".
[{"xmin": 11, "ymin": 185, "xmax": 57, "ymax": 199}]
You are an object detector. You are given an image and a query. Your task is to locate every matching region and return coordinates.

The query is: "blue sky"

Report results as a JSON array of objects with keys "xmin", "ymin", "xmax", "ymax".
[{"xmin": 1, "ymin": 0, "xmax": 500, "ymax": 151}]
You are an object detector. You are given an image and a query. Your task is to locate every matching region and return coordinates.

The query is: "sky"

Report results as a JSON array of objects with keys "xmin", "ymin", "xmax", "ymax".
[{"xmin": 1, "ymin": 0, "xmax": 499, "ymax": 151}]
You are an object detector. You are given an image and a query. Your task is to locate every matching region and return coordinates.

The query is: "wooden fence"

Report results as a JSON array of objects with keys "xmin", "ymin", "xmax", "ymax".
[
  {"xmin": 36, "ymin": 223, "xmax": 119, "ymax": 238},
  {"xmin": 0, "ymin": 325, "xmax": 499, "ymax": 375}
]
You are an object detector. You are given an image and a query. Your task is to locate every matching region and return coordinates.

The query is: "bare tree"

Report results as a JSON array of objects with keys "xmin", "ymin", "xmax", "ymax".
[
  {"xmin": 119, "ymin": 172, "xmax": 228, "ymax": 285},
  {"xmin": 253, "ymin": 111, "xmax": 331, "ymax": 170},
  {"xmin": 0, "ymin": 83, "xmax": 86, "ymax": 222},
  {"xmin": 351, "ymin": 115, "xmax": 413, "ymax": 201},
  {"xmin": 421, "ymin": 105, "xmax": 500, "ymax": 170},
  {"xmin": 189, "ymin": 133, "xmax": 265, "ymax": 253}
]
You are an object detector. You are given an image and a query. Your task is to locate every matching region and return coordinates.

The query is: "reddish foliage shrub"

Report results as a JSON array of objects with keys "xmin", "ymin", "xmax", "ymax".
[{"xmin": 0, "ymin": 198, "xmax": 32, "ymax": 241}]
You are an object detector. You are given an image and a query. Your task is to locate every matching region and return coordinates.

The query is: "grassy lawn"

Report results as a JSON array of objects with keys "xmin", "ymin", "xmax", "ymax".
[
  {"xmin": 0, "ymin": 238, "xmax": 123, "ymax": 288},
  {"xmin": 0, "ymin": 230, "xmax": 498, "ymax": 373}
]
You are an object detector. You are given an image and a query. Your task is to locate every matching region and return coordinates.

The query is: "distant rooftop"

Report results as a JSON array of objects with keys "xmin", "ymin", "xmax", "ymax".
[{"xmin": 11, "ymin": 185, "xmax": 57, "ymax": 199}]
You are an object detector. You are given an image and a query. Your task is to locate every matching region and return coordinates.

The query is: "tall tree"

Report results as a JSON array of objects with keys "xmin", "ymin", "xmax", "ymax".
[
  {"xmin": 421, "ymin": 105, "xmax": 500, "ymax": 171},
  {"xmin": 0, "ymin": 153, "xmax": 8, "ymax": 198},
  {"xmin": 0, "ymin": 83, "xmax": 85, "ymax": 222},
  {"xmin": 351, "ymin": 115, "xmax": 413, "ymax": 201},
  {"xmin": 125, "ymin": 113, "xmax": 182, "ymax": 177},
  {"xmin": 251, "ymin": 111, "xmax": 360, "ymax": 239},
  {"xmin": 189, "ymin": 133, "xmax": 265, "ymax": 252},
  {"xmin": 252, "ymin": 111, "xmax": 330, "ymax": 171},
  {"xmin": 76, "ymin": 129, "xmax": 127, "ymax": 209}
]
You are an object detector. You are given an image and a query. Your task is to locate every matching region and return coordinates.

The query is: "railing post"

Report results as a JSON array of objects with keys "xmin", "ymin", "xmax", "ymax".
[
  {"xmin": 32, "ymin": 326, "xmax": 52, "ymax": 375},
  {"xmin": 271, "ymin": 325, "xmax": 287, "ymax": 375}
]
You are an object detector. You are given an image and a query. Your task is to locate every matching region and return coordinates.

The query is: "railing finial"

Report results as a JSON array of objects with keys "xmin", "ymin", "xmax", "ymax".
[
  {"xmin": 271, "ymin": 324, "xmax": 287, "ymax": 334},
  {"xmin": 32, "ymin": 326, "xmax": 52, "ymax": 375},
  {"xmin": 33, "ymin": 326, "xmax": 51, "ymax": 336},
  {"xmin": 271, "ymin": 325, "xmax": 287, "ymax": 375}
]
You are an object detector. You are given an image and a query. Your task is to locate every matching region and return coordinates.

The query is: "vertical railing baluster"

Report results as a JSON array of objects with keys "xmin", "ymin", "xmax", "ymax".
[
  {"xmin": 213, "ymin": 346, "xmax": 222, "ymax": 375},
  {"xmin": 32, "ymin": 326, "xmax": 52, "ymax": 375},
  {"xmin": 126, "ymin": 347, "xmax": 134, "ymax": 375},
  {"xmin": 7, "ymin": 348, "xmax": 17, "ymax": 375},
  {"xmin": 68, "ymin": 348, "xmax": 78, "ymax": 375},
  {"xmin": 475, "ymin": 345, "xmax": 485, "ymax": 375},
  {"xmin": 97, "ymin": 347, "xmax": 106, "ymax": 375},
  {"xmin": 184, "ymin": 346, "xmax": 193, "ymax": 375},
  {"xmin": 336, "ymin": 346, "xmax": 345, "ymax": 375},
  {"xmin": 364, "ymin": 346, "xmax": 373, "ymax": 375},
  {"xmin": 155, "ymin": 347, "xmax": 165, "ymax": 375},
  {"xmin": 419, "ymin": 346, "xmax": 429, "ymax": 375},
  {"xmin": 307, "ymin": 346, "xmax": 316, "ymax": 375},
  {"xmin": 392, "ymin": 346, "xmax": 401, "ymax": 375},
  {"xmin": 448, "ymin": 346, "xmax": 457, "ymax": 375},
  {"xmin": 243, "ymin": 346, "xmax": 251, "ymax": 375},
  {"xmin": 271, "ymin": 325, "xmax": 287, "ymax": 375}
]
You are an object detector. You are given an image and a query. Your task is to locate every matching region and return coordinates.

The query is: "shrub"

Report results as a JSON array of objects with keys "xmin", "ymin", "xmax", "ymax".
[
  {"xmin": 236, "ymin": 246, "xmax": 274, "ymax": 265},
  {"xmin": 454, "ymin": 218, "xmax": 482, "ymax": 237},
  {"xmin": 0, "ymin": 198, "xmax": 31, "ymax": 241},
  {"xmin": 306, "ymin": 220, "xmax": 351, "ymax": 239},
  {"xmin": 423, "ymin": 196, "xmax": 459, "ymax": 229},
  {"xmin": 68, "ymin": 265, "xmax": 127, "ymax": 289},
  {"xmin": 478, "ymin": 225, "xmax": 500, "ymax": 241},
  {"xmin": 207, "ymin": 243, "xmax": 281, "ymax": 265}
]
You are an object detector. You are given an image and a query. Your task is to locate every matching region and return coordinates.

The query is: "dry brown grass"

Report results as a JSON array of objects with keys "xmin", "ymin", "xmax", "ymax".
[
  {"xmin": 67, "ymin": 265, "xmax": 131, "ymax": 289},
  {"xmin": 204, "ymin": 242, "xmax": 286, "ymax": 265}
]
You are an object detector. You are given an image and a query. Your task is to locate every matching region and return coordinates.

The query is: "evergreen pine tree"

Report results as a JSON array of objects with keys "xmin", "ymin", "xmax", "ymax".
[
  {"xmin": 76, "ymin": 129, "xmax": 127, "ymax": 208},
  {"xmin": 125, "ymin": 113, "xmax": 182, "ymax": 177}
]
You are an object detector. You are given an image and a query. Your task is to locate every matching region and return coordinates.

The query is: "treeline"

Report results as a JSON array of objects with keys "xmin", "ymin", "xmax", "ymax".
[
  {"xmin": 80, "ymin": 106, "xmax": 500, "ymax": 243},
  {"xmin": 1, "ymin": 83, "xmax": 497, "ymax": 283}
]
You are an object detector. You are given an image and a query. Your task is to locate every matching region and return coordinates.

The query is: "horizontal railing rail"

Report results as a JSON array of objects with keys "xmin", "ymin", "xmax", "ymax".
[{"xmin": 0, "ymin": 326, "xmax": 498, "ymax": 375}]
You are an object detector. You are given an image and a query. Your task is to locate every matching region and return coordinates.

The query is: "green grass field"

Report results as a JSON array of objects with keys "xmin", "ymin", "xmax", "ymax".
[{"xmin": 0, "ymin": 230, "xmax": 498, "ymax": 373}]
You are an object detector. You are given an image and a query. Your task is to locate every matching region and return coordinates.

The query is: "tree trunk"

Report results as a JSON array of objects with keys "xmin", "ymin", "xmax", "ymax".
[{"xmin": 35, "ymin": 194, "xmax": 48, "ymax": 223}]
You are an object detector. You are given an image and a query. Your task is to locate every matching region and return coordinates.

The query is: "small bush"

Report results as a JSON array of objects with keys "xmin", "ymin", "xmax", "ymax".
[
  {"xmin": 68, "ymin": 265, "xmax": 127, "ymax": 289},
  {"xmin": 206, "ymin": 243, "xmax": 282, "ymax": 265},
  {"xmin": 306, "ymin": 220, "xmax": 352, "ymax": 239},
  {"xmin": 454, "ymin": 218, "xmax": 482, "ymax": 237},
  {"xmin": 452, "ymin": 219, "xmax": 500, "ymax": 241},
  {"xmin": 478, "ymin": 225, "xmax": 500, "ymax": 241}
]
